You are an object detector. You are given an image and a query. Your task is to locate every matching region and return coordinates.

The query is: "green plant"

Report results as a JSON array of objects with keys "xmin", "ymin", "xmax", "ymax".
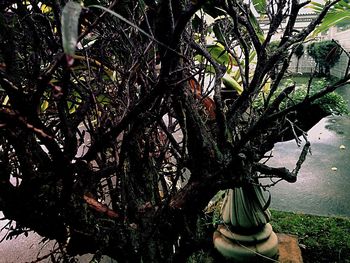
[
  {"xmin": 288, "ymin": 78, "xmax": 348, "ymax": 115},
  {"xmin": 307, "ymin": 40, "xmax": 342, "ymax": 76},
  {"xmin": 311, "ymin": 0, "xmax": 350, "ymax": 35},
  {"xmin": 254, "ymin": 78, "xmax": 348, "ymax": 116}
]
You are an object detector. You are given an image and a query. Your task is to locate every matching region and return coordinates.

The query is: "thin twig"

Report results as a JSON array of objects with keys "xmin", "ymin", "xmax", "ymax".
[{"xmin": 25, "ymin": 248, "xmax": 60, "ymax": 263}]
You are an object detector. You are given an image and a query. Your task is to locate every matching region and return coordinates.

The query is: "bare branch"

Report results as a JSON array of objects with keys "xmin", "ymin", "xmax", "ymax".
[
  {"xmin": 254, "ymin": 140, "xmax": 310, "ymax": 183},
  {"xmin": 253, "ymin": 163, "xmax": 297, "ymax": 182},
  {"xmin": 83, "ymin": 194, "xmax": 120, "ymax": 219},
  {"xmin": 293, "ymin": 141, "xmax": 311, "ymax": 174},
  {"xmin": 280, "ymin": 0, "xmax": 341, "ymax": 48}
]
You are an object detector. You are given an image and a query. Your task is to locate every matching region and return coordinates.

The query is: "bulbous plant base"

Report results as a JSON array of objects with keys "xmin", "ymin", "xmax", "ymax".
[{"xmin": 213, "ymin": 223, "xmax": 279, "ymax": 262}]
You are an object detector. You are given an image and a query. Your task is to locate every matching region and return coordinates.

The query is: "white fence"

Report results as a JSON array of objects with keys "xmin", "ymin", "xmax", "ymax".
[
  {"xmin": 288, "ymin": 51, "xmax": 350, "ymax": 78},
  {"xmin": 288, "ymin": 54, "xmax": 316, "ymax": 74}
]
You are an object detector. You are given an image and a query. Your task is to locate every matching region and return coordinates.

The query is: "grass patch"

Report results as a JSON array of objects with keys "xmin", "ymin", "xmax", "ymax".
[
  {"xmin": 188, "ymin": 210, "xmax": 350, "ymax": 262},
  {"xmin": 270, "ymin": 210, "xmax": 350, "ymax": 263}
]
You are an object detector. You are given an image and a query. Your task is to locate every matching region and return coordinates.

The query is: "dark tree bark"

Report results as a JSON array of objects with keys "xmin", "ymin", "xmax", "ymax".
[{"xmin": 0, "ymin": 0, "xmax": 348, "ymax": 262}]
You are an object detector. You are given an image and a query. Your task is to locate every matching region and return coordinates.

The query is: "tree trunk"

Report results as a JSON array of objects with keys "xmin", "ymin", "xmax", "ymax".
[{"xmin": 296, "ymin": 58, "xmax": 300, "ymax": 72}]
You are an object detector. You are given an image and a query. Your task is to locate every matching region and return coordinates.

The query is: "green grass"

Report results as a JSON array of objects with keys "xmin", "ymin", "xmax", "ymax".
[
  {"xmin": 270, "ymin": 210, "xmax": 350, "ymax": 263},
  {"xmin": 188, "ymin": 210, "xmax": 350, "ymax": 262}
]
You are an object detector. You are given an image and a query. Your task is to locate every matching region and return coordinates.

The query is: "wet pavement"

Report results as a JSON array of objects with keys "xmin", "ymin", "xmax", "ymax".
[
  {"xmin": 266, "ymin": 116, "xmax": 350, "ymax": 217},
  {"xmin": 266, "ymin": 85, "xmax": 350, "ymax": 217},
  {"xmin": 0, "ymin": 216, "xmax": 116, "ymax": 262}
]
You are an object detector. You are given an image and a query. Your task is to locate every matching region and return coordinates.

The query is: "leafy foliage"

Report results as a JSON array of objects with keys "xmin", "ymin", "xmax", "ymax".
[
  {"xmin": 311, "ymin": 0, "xmax": 350, "ymax": 34},
  {"xmin": 294, "ymin": 43, "xmax": 305, "ymax": 72},
  {"xmin": 295, "ymin": 44, "xmax": 304, "ymax": 59},
  {"xmin": 307, "ymin": 40, "xmax": 342, "ymax": 76},
  {"xmin": 254, "ymin": 78, "xmax": 349, "ymax": 116}
]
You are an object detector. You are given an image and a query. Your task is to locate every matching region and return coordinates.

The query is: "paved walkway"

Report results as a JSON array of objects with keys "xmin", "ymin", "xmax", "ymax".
[
  {"xmin": 0, "ymin": 214, "xmax": 116, "ymax": 262},
  {"xmin": 267, "ymin": 115, "xmax": 350, "ymax": 217},
  {"xmin": 266, "ymin": 85, "xmax": 350, "ymax": 217}
]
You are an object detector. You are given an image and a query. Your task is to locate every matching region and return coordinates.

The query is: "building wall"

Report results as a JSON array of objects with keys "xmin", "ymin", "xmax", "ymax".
[
  {"xmin": 261, "ymin": 14, "xmax": 350, "ymax": 78},
  {"xmin": 288, "ymin": 52, "xmax": 349, "ymax": 79},
  {"xmin": 288, "ymin": 29, "xmax": 350, "ymax": 79},
  {"xmin": 324, "ymin": 27, "xmax": 350, "ymax": 50},
  {"xmin": 288, "ymin": 54, "xmax": 316, "ymax": 74},
  {"xmin": 326, "ymin": 27, "xmax": 350, "ymax": 78},
  {"xmin": 331, "ymin": 52, "xmax": 350, "ymax": 79}
]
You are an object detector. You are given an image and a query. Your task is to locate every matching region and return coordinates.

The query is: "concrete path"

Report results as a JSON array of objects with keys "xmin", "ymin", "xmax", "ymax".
[
  {"xmin": 267, "ymin": 115, "xmax": 350, "ymax": 217},
  {"xmin": 0, "ymin": 212, "xmax": 116, "ymax": 263},
  {"xmin": 266, "ymin": 84, "xmax": 350, "ymax": 217}
]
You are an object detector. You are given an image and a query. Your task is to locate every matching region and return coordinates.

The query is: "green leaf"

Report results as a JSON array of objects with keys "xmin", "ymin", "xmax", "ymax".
[
  {"xmin": 202, "ymin": 1, "xmax": 227, "ymax": 18},
  {"xmin": 252, "ymin": 0, "xmax": 266, "ymax": 14},
  {"xmin": 309, "ymin": 1, "xmax": 324, "ymax": 12},
  {"xmin": 97, "ymin": 94, "xmax": 111, "ymax": 105},
  {"xmin": 61, "ymin": 1, "xmax": 82, "ymax": 56},
  {"xmin": 249, "ymin": 50, "xmax": 257, "ymax": 63},
  {"xmin": 248, "ymin": 11, "xmax": 265, "ymax": 43},
  {"xmin": 311, "ymin": 0, "xmax": 350, "ymax": 34},
  {"xmin": 40, "ymin": 4, "xmax": 52, "ymax": 13},
  {"xmin": 40, "ymin": 100, "xmax": 49, "ymax": 112},
  {"xmin": 213, "ymin": 23, "xmax": 225, "ymax": 43},
  {"xmin": 222, "ymin": 74, "xmax": 243, "ymax": 95},
  {"xmin": 313, "ymin": 13, "xmax": 350, "ymax": 34},
  {"xmin": 207, "ymin": 43, "xmax": 235, "ymax": 70},
  {"xmin": 67, "ymin": 91, "xmax": 82, "ymax": 114},
  {"xmin": 192, "ymin": 13, "xmax": 203, "ymax": 32}
]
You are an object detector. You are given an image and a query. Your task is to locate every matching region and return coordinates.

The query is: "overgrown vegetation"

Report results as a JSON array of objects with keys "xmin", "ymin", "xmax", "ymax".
[
  {"xmin": 0, "ymin": 0, "xmax": 350, "ymax": 262},
  {"xmin": 294, "ymin": 44, "xmax": 304, "ymax": 73},
  {"xmin": 254, "ymin": 77, "xmax": 349, "ymax": 115}
]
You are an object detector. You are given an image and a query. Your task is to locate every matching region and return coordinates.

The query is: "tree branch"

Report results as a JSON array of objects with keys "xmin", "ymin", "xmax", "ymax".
[
  {"xmin": 253, "ymin": 140, "xmax": 310, "ymax": 182},
  {"xmin": 253, "ymin": 163, "xmax": 297, "ymax": 182},
  {"xmin": 280, "ymin": 0, "xmax": 341, "ymax": 49},
  {"xmin": 83, "ymin": 194, "xmax": 120, "ymax": 219}
]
